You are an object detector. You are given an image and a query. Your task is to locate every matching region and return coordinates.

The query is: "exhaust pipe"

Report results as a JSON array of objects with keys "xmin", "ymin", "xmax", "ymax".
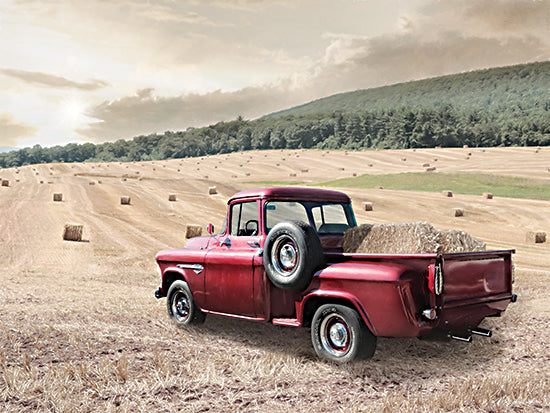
[
  {"xmin": 471, "ymin": 328, "xmax": 492, "ymax": 337},
  {"xmin": 449, "ymin": 333, "xmax": 472, "ymax": 342}
]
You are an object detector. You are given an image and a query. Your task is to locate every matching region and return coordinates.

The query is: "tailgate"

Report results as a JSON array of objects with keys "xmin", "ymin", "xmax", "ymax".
[{"xmin": 440, "ymin": 250, "xmax": 514, "ymax": 309}]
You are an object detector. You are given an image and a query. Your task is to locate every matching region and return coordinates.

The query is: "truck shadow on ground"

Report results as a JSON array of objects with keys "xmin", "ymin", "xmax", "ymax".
[{"xmin": 195, "ymin": 313, "xmax": 502, "ymax": 375}]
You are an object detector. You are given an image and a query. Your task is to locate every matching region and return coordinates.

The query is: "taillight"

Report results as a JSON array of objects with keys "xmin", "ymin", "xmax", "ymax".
[{"xmin": 428, "ymin": 264, "xmax": 436, "ymax": 293}]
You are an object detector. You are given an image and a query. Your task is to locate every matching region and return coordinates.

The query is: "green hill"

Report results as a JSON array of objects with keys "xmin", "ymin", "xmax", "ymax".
[{"xmin": 268, "ymin": 61, "xmax": 550, "ymax": 117}]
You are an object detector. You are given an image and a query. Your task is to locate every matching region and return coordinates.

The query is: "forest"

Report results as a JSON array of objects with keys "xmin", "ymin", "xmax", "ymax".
[{"xmin": 1, "ymin": 61, "xmax": 548, "ymax": 168}]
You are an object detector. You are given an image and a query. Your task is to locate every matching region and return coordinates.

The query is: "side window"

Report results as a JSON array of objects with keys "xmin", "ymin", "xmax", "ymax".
[{"xmin": 230, "ymin": 201, "xmax": 259, "ymax": 236}]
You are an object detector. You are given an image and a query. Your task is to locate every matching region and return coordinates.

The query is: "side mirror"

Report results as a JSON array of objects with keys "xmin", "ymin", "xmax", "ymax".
[{"xmin": 207, "ymin": 223, "xmax": 215, "ymax": 235}]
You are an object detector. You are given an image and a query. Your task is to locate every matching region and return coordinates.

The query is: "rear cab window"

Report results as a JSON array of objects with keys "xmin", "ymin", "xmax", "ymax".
[{"xmin": 264, "ymin": 200, "xmax": 355, "ymax": 234}]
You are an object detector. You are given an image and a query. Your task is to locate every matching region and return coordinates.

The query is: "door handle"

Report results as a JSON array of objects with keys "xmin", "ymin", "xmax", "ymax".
[{"xmin": 247, "ymin": 241, "xmax": 260, "ymax": 248}]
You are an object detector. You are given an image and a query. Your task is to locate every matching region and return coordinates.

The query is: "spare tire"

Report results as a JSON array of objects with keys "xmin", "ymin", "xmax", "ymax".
[{"xmin": 263, "ymin": 220, "xmax": 325, "ymax": 291}]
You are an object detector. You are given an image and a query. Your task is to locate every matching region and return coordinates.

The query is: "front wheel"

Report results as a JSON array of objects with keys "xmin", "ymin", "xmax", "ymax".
[
  {"xmin": 311, "ymin": 304, "xmax": 376, "ymax": 363},
  {"xmin": 166, "ymin": 280, "xmax": 206, "ymax": 326}
]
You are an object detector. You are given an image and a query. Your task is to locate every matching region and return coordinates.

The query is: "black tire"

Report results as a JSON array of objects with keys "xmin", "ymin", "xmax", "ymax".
[
  {"xmin": 166, "ymin": 280, "xmax": 206, "ymax": 326},
  {"xmin": 263, "ymin": 220, "xmax": 325, "ymax": 291},
  {"xmin": 311, "ymin": 304, "xmax": 376, "ymax": 363}
]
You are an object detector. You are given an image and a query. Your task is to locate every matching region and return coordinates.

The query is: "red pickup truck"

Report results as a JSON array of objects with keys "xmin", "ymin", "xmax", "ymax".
[{"xmin": 154, "ymin": 187, "xmax": 516, "ymax": 362}]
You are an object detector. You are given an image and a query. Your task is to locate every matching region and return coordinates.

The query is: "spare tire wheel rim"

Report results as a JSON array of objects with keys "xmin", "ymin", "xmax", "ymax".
[
  {"xmin": 272, "ymin": 235, "xmax": 298, "ymax": 276},
  {"xmin": 321, "ymin": 314, "xmax": 351, "ymax": 356}
]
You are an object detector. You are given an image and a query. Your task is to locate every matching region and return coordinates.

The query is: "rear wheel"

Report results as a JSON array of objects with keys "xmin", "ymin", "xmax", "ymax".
[
  {"xmin": 311, "ymin": 304, "xmax": 376, "ymax": 363},
  {"xmin": 166, "ymin": 280, "xmax": 206, "ymax": 326}
]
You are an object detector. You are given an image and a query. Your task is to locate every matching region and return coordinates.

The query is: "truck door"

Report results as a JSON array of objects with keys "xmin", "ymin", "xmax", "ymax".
[{"xmin": 204, "ymin": 200, "xmax": 262, "ymax": 317}]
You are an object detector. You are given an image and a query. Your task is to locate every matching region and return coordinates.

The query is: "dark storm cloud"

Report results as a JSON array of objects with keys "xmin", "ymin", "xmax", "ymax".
[
  {"xmin": 0, "ymin": 68, "xmax": 110, "ymax": 91},
  {"xmin": 0, "ymin": 113, "xmax": 38, "ymax": 146}
]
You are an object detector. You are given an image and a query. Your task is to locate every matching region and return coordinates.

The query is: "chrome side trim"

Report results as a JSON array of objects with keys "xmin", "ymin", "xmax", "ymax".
[{"xmin": 176, "ymin": 263, "xmax": 204, "ymax": 274}]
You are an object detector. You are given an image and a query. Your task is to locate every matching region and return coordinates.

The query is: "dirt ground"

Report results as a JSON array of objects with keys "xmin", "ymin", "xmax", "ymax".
[{"xmin": 1, "ymin": 147, "xmax": 549, "ymax": 412}]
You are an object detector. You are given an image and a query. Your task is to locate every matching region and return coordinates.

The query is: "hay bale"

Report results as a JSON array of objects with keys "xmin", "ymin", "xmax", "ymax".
[
  {"xmin": 208, "ymin": 186, "xmax": 217, "ymax": 195},
  {"xmin": 355, "ymin": 222, "xmax": 440, "ymax": 254},
  {"xmin": 89, "ymin": 181, "xmax": 95, "ymax": 185},
  {"xmin": 342, "ymin": 224, "xmax": 373, "ymax": 253},
  {"xmin": 363, "ymin": 201, "xmax": 373, "ymax": 211},
  {"xmin": 63, "ymin": 224, "xmax": 83, "ymax": 242},
  {"xmin": 120, "ymin": 196, "xmax": 131, "ymax": 205},
  {"xmin": 186, "ymin": 224, "xmax": 203, "ymax": 239},
  {"xmin": 168, "ymin": 194, "xmax": 177, "ymax": 202},
  {"xmin": 347, "ymin": 222, "xmax": 486, "ymax": 254},
  {"xmin": 422, "ymin": 163, "xmax": 430, "ymax": 167},
  {"xmin": 453, "ymin": 208, "xmax": 464, "ymax": 217},
  {"xmin": 483, "ymin": 192, "xmax": 493, "ymax": 199},
  {"xmin": 426, "ymin": 167, "xmax": 436, "ymax": 172},
  {"xmin": 301, "ymin": 169, "xmax": 309, "ymax": 173},
  {"xmin": 53, "ymin": 193, "xmax": 63, "ymax": 202},
  {"xmin": 437, "ymin": 229, "xmax": 486, "ymax": 253},
  {"xmin": 526, "ymin": 231, "xmax": 547, "ymax": 244},
  {"xmin": 289, "ymin": 173, "xmax": 296, "ymax": 177},
  {"xmin": 1, "ymin": 179, "xmax": 9, "ymax": 187},
  {"xmin": 443, "ymin": 190, "xmax": 453, "ymax": 197}
]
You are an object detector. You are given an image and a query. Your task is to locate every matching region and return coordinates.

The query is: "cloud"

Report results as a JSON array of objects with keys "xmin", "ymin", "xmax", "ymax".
[
  {"xmin": 0, "ymin": 113, "xmax": 38, "ymax": 146},
  {"xmin": 78, "ymin": 86, "xmax": 304, "ymax": 141},
  {"xmin": 0, "ymin": 68, "xmax": 109, "ymax": 91},
  {"xmin": 307, "ymin": 0, "xmax": 550, "ymax": 92}
]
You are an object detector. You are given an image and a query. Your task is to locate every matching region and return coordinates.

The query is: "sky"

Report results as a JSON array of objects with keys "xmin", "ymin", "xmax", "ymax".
[{"xmin": 0, "ymin": 0, "xmax": 549, "ymax": 150}]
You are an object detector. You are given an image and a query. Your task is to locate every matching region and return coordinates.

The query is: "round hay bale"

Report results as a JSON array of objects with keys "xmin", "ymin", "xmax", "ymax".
[
  {"xmin": 120, "ymin": 196, "xmax": 131, "ymax": 205},
  {"xmin": 53, "ymin": 193, "xmax": 63, "ymax": 202},
  {"xmin": 426, "ymin": 167, "xmax": 437, "ymax": 172},
  {"xmin": 453, "ymin": 208, "xmax": 464, "ymax": 217},
  {"xmin": 422, "ymin": 163, "xmax": 430, "ymax": 167},
  {"xmin": 208, "ymin": 186, "xmax": 217, "ymax": 195},
  {"xmin": 168, "ymin": 194, "xmax": 177, "ymax": 202},
  {"xmin": 363, "ymin": 201, "xmax": 373, "ymax": 211},
  {"xmin": 186, "ymin": 225, "xmax": 203, "ymax": 239},
  {"xmin": 89, "ymin": 181, "xmax": 95, "ymax": 185},
  {"xmin": 483, "ymin": 192, "xmax": 493, "ymax": 199},
  {"xmin": 338, "ymin": 167, "xmax": 345, "ymax": 171},
  {"xmin": 301, "ymin": 169, "xmax": 309, "ymax": 173},
  {"xmin": 443, "ymin": 190, "xmax": 453, "ymax": 197},
  {"xmin": 289, "ymin": 173, "xmax": 296, "ymax": 177},
  {"xmin": 526, "ymin": 231, "xmax": 546, "ymax": 244},
  {"xmin": 401, "ymin": 158, "xmax": 406, "ymax": 162},
  {"xmin": 63, "ymin": 224, "xmax": 83, "ymax": 242}
]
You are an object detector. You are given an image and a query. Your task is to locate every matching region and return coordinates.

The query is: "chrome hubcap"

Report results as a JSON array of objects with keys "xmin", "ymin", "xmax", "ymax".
[
  {"xmin": 329, "ymin": 323, "xmax": 348, "ymax": 347},
  {"xmin": 271, "ymin": 235, "xmax": 298, "ymax": 276},
  {"xmin": 320, "ymin": 314, "xmax": 351, "ymax": 356},
  {"xmin": 279, "ymin": 244, "xmax": 297, "ymax": 269}
]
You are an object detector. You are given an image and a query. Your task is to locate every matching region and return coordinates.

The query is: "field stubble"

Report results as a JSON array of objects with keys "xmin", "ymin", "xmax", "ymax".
[{"xmin": 1, "ymin": 147, "xmax": 549, "ymax": 411}]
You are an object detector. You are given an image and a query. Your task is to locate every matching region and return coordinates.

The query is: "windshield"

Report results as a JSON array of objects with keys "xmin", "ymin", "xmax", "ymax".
[{"xmin": 265, "ymin": 200, "xmax": 356, "ymax": 234}]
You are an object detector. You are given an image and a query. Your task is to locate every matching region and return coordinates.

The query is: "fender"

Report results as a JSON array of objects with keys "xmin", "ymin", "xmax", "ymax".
[{"xmin": 298, "ymin": 289, "xmax": 377, "ymax": 335}]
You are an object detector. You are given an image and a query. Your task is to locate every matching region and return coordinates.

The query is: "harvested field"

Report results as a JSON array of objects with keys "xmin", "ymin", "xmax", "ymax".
[{"xmin": 0, "ymin": 147, "xmax": 549, "ymax": 411}]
